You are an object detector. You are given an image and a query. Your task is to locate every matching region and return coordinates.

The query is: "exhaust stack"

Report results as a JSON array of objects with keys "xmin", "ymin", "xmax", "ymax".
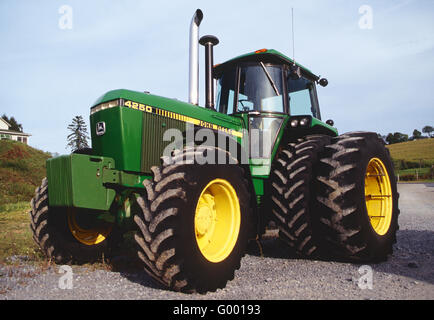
[
  {"xmin": 199, "ymin": 35, "xmax": 219, "ymax": 110},
  {"xmin": 188, "ymin": 9, "xmax": 203, "ymax": 105}
]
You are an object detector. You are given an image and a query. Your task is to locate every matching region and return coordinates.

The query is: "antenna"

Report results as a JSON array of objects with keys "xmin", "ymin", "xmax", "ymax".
[
  {"xmin": 288, "ymin": 8, "xmax": 301, "ymax": 80},
  {"xmin": 291, "ymin": 7, "xmax": 295, "ymax": 65}
]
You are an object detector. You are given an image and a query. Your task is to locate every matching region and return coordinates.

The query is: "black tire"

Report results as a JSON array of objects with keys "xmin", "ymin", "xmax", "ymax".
[
  {"xmin": 268, "ymin": 135, "xmax": 331, "ymax": 257},
  {"xmin": 314, "ymin": 132, "xmax": 399, "ymax": 262},
  {"xmin": 133, "ymin": 146, "xmax": 253, "ymax": 293},
  {"xmin": 29, "ymin": 178, "xmax": 120, "ymax": 264}
]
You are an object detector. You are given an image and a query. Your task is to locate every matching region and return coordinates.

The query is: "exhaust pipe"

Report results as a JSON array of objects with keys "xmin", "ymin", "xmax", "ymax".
[
  {"xmin": 199, "ymin": 35, "xmax": 219, "ymax": 109},
  {"xmin": 188, "ymin": 9, "xmax": 203, "ymax": 105}
]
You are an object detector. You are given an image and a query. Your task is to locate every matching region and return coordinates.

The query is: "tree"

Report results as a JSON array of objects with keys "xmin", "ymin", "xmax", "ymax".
[
  {"xmin": 385, "ymin": 133, "xmax": 394, "ymax": 144},
  {"xmin": 422, "ymin": 126, "xmax": 433, "ymax": 138},
  {"xmin": 1, "ymin": 114, "xmax": 23, "ymax": 132},
  {"xmin": 386, "ymin": 132, "xmax": 408, "ymax": 145},
  {"xmin": 66, "ymin": 115, "xmax": 90, "ymax": 152},
  {"xmin": 412, "ymin": 129, "xmax": 422, "ymax": 140}
]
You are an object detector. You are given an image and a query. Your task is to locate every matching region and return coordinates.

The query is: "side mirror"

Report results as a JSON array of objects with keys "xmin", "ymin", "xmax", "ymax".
[
  {"xmin": 319, "ymin": 78, "xmax": 328, "ymax": 87},
  {"xmin": 326, "ymin": 119, "xmax": 334, "ymax": 127}
]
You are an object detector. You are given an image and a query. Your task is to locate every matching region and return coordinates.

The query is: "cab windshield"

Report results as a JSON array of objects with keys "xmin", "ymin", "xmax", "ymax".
[
  {"xmin": 216, "ymin": 63, "xmax": 285, "ymax": 114},
  {"xmin": 237, "ymin": 63, "xmax": 284, "ymax": 113}
]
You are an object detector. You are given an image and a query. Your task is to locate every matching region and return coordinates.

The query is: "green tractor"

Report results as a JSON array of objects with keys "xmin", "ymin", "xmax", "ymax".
[{"xmin": 30, "ymin": 9, "xmax": 399, "ymax": 293}]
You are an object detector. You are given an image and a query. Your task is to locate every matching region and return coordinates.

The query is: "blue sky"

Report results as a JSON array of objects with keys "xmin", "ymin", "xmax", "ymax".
[{"xmin": 1, "ymin": 0, "xmax": 433, "ymax": 154}]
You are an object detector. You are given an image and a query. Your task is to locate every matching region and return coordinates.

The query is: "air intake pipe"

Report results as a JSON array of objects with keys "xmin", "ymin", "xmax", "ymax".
[
  {"xmin": 188, "ymin": 9, "xmax": 203, "ymax": 105},
  {"xmin": 199, "ymin": 35, "xmax": 219, "ymax": 109}
]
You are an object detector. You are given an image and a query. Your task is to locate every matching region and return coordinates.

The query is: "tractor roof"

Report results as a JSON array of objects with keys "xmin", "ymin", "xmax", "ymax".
[{"xmin": 214, "ymin": 49, "xmax": 319, "ymax": 80}]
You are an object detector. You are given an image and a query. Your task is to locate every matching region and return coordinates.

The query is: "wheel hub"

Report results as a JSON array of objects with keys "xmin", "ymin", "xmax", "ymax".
[
  {"xmin": 194, "ymin": 179, "xmax": 241, "ymax": 263},
  {"xmin": 67, "ymin": 209, "xmax": 113, "ymax": 246},
  {"xmin": 195, "ymin": 194, "xmax": 216, "ymax": 236},
  {"xmin": 364, "ymin": 158, "xmax": 393, "ymax": 236}
]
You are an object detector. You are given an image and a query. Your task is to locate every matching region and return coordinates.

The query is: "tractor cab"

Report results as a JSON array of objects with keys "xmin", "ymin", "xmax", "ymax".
[
  {"xmin": 214, "ymin": 49, "xmax": 327, "ymax": 159},
  {"xmin": 214, "ymin": 49, "xmax": 323, "ymax": 118}
]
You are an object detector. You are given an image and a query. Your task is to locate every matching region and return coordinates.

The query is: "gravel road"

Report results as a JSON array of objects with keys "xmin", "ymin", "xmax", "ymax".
[{"xmin": 1, "ymin": 183, "xmax": 433, "ymax": 300}]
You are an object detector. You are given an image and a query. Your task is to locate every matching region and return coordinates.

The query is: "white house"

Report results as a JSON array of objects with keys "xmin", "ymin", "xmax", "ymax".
[{"xmin": 0, "ymin": 117, "xmax": 31, "ymax": 144}]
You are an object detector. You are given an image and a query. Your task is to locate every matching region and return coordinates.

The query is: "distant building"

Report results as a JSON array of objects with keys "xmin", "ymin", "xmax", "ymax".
[{"xmin": 0, "ymin": 118, "xmax": 31, "ymax": 144}]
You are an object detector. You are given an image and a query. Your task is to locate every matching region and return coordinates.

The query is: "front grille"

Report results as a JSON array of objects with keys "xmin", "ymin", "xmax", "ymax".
[{"xmin": 141, "ymin": 112, "xmax": 186, "ymax": 174}]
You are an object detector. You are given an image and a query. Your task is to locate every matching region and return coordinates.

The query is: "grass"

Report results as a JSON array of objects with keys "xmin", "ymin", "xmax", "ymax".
[
  {"xmin": 386, "ymin": 138, "xmax": 434, "ymax": 182},
  {"xmin": 0, "ymin": 200, "xmax": 140, "ymax": 270},
  {"xmin": 0, "ymin": 140, "xmax": 51, "ymax": 204},
  {"xmin": 387, "ymin": 138, "xmax": 434, "ymax": 163},
  {"xmin": 0, "ymin": 140, "xmax": 50, "ymax": 265},
  {"xmin": 0, "ymin": 202, "xmax": 44, "ymax": 264},
  {"xmin": 397, "ymin": 167, "xmax": 430, "ymax": 176}
]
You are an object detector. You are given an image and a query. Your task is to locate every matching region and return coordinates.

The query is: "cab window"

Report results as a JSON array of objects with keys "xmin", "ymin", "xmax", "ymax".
[
  {"xmin": 237, "ymin": 63, "xmax": 284, "ymax": 113},
  {"xmin": 216, "ymin": 68, "xmax": 236, "ymax": 114},
  {"xmin": 249, "ymin": 116, "xmax": 283, "ymax": 158},
  {"xmin": 287, "ymin": 76, "xmax": 319, "ymax": 118},
  {"xmin": 216, "ymin": 63, "xmax": 286, "ymax": 115}
]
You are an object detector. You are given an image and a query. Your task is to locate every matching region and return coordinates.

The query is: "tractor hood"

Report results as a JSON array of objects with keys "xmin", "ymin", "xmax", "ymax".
[
  {"xmin": 91, "ymin": 89, "xmax": 243, "ymax": 135},
  {"xmin": 89, "ymin": 89, "xmax": 244, "ymax": 174}
]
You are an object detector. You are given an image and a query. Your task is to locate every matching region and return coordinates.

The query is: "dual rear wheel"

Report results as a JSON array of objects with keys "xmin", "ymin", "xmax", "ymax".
[
  {"xmin": 269, "ymin": 132, "xmax": 399, "ymax": 262},
  {"xmin": 314, "ymin": 132, "xmax": 399, "ymax": 261}
]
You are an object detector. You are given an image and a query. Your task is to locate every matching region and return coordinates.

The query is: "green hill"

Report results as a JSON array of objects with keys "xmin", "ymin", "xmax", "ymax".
[
  {"xmin": 386, "ymin": 138, "xmax": 434, "ymax": 181},
  {"xmin": 0, "ymin": 140, "xmax": 51, "ymax": 204},
  {"xmin": 386, "ymin": 138, "xmax": 434, "ymax": 164}
]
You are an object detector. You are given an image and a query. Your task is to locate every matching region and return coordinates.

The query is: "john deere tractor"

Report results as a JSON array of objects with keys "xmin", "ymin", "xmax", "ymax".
[{"xmin": 30, "ymin": 9, "xmax": 399, "ymax": 293}]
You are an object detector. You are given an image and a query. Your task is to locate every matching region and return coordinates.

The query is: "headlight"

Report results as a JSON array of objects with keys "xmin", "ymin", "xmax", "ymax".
[
  {"xmin": 90, "ymin": 99, "xmax": 122, "ymax": 115},
  {"xmin": 299, "ymin": 118, "xmax": 309, "ymax": 126},
  {"xmin": 290, "ymin": 119, "xmax": 299, "ymax": 127},
  {"xmin": 290, "ymin": 117, "xmax": 311, "ymax": 128}
]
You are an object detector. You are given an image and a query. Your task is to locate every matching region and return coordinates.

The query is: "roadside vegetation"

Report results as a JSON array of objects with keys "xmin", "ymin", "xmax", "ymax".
[
  {"xmin": 0, "ymin": 140, "xmax": 50, "ymax": 264},
  {"xmin": 0, "ymin": 202, "xmax": 43, "ymax": 263},
  {"xmin": 0, "ymin": 140, "xmax": 51, "ymax": 204},
  {"xmin": 386, "ymin": 138, "xmax": 434, "ymax": 182}
]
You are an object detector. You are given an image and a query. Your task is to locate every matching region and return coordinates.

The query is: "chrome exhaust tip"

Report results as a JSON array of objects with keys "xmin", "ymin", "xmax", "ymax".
[{"xmin": 188, "ymin": 9, "xmax": 203, "ymax": 106}]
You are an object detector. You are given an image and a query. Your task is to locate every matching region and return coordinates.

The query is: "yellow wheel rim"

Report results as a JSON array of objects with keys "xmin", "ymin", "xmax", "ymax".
[
  {"xmin": 67, "ymin": 209, "xmax": 113, "ymax": 246},
  {"xmin": 364, "ymin": 158, "xmax": 393, "ymax": 236},
  {"xmin": 194, "ymin": 179, "xmax": 241, "ymax": 263}
]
